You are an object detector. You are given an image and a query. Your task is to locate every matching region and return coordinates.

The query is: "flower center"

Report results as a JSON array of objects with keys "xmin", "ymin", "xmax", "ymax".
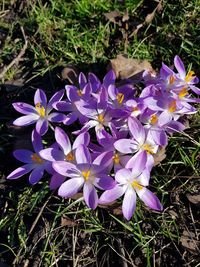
[
  {"xmin": 169, "ymin": 75, "xmax": 175, "ymax": 85},
  {"xmin": 77, "ymin": 90, "xmax": 82, "ymax": 97},
  {"xmin": 168, "ymin": 100, "xmax": 176, "ymax": 113},
  {"xmin": 82, "ymin": 170, "xmax": 91, "ymax": 181},
  {"xmin": 185, "ymin": 71, "xmax": 195, "ymax": 83},
  {"xmin": 142, "ymin": 143, "xmax": 154, "ymax": 154},
  {"xmin": 132, "ymin": 106, "xmax": 139, "ymax": 112},
  {"xmin": 31, "ymin": 153, "xmax": 44, "ymax": 164},
  {"xmin": 65, "ymin": 152, "xmax": 74, "ymax": 161},
  {"xmin": 178, "ymin": 87, "xmax": 188, "ymax": 98},
  {"xmin": 113, "ymin": 152, "xmax": 120, "ymax": 164},
  {"xmin": 116, "ymin": 93, "xmax": 124, "ymax": 105},
  {"xmin": 150, "ymin": 114, "xmax": 158, "ymax": 125},
  {"xmin": 131, "ymin": 181, "xmax": 143, "ymax": 190},
  {"xmin": 97, "ymin": 114, "xmax": 104, "ymax": 124},
  {"xmin": 35, "ymin": 102, "xmax": 46, "ymax": 117}
]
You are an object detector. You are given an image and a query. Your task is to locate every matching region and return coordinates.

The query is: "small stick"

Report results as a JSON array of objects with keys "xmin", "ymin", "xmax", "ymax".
[{"xmin": 0, "ymin": 26, "xmax": 28, "ymax": 80}]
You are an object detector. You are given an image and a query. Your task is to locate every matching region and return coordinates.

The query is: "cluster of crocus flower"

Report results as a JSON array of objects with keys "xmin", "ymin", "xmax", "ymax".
[{"xmin": 7, "ymin": 56, "xmax": 199, "ymax": 220}]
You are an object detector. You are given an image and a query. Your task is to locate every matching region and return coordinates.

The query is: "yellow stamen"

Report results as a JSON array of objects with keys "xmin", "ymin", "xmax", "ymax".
[
  {"xmin": 97, "ymin": 114, "xmax": 104, "ymax": 124},
  {"xmin": 113, "ymin": 152, "xmax": 120, "ymax": 164},
  {"xmin": 116, "ymin": 93, "xmax": 124, "ymax": 105},
  {"xmin": 131, "ymin": 181, "xmax": 143, "ymax": 190},
  {"xmin": 31, "ymin": 153, "xmax": 44, "ymax": 164},
  {"xmin": 35, "ymin": 103, "xmax": 46, "ymax": 117},
  {"xmin": 132, "ymin": 106, "xmax": 139, "ymax": 112},
  {"xmin": 185, "ymin": 71, "xmax": 195, "ymax": 83},
  {"xmin": 169, "ymin": 75, "xmax": 175, "ymax": 85},
  {"xmin": 65, "ymin": 152, "xmax": 74, "ymax": 161},
  {"xmin": 82, "ymin": 170, "xmax": 91, "ymax": 181},
  {"xmin": 168, "ymin": 100, "xmax": 176, "ymax": 113},
  {"xmin": 142, "ymin": 144, "xmax": 154, "ymax": 154},
  {"xmin": 150, "ymin": 114, "xmax": 158, "ymax": 125},
  {"xmin": 77, "ymin": 90, "xmax": 82, "ymax": 97},
  {"xmin": 178, "ymin": 87, "xmax": 188, "ymax": 98}
]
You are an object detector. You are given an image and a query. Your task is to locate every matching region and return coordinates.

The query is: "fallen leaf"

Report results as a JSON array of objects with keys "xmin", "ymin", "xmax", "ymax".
[
  {"xmin": 153, "ymin": 146, "xmax": 166, "ymax": 166},
  {"xmin": 104, "ymin": 10, "xmax": 121, "ymax": 24},
  {"xmin": 186, "ymin": 194, "xmax": 200, "ymax": 206},
  {"xmin": 180, "ymin": 230, "xmax": 199, "ymax": 254},
  {"xmin": 61, "ymin": 215, "xmax": 76, "ymax": 227},
  {"xmin": 61, "ymin": 65, "xmax": 78, "ymax": 84},
  {"xmin": 109, "ymin": 54, "xmax": 153, "ymax": 80}
]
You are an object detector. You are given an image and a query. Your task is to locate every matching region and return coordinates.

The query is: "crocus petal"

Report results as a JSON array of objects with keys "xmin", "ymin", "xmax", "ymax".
[
  {"xmin": 174, "ymin": 55, "xmax": 186, "ymax": 79},
  {"xmin": 158, "ymin": 111, "xmax": 172, "ymax": 127},
  {"xmin": 64, "ymin": 113, "xmax": 78, "ymax": 125},
  {"xmin": 29, "ymin": 166, "xmax": 44, "ymax": 184},
  {"xmin": 7, "ymin": 164, "xmax": 33, "ymax": 179},
  {"xmin": 115, "ymin": 168, "xmax": 132, "ymax": 184},
  {"xmin": 126, "ymin": 151, "xmax": 147, "ymax": 177},
  {"xmin": 79, "ymin": 72, "xmax": 87, "ymax": 89},
  {"xmin": 58, "ymin": 177, "xmax": 84, "ymax": 198},
  {"xmin": 150, "ymin": 129, "xmax": 168, "ymax": 146},
  {"xmin": 13, "ymin": 114, "xmax": 39, "ymax": 126},
  {"xmin": 34, "ymin": 89, "xmax": 47, "ymax": 107},
  {"xmin": 32, "ymin": 129, "xmax": 43, "ymax": 153},
  {"xmin": 122, "ymin": 188, "xmax": 136, "ymax": 220},
  {"xmin": 72, "ymin": 132, "xmax": 90, "ymax": 149},
  {"xmin": 12, "ymin": 102, "xmax": 37, "ymax": 115},
  {"xmin": 128, "ymin": 117, "xmax": 146, "ymax": 144},
  {"xmin": 88, "ymin": 72, "xmax": 101, "ymax": 92},
  {"xmin": 36, "ymin": 118, "xmax": 48, "ymax": 136},
  {"xmin": 136, "ymin": 187, "xmax": 163, "ymax": 211},
  {"xmin": 103, "ymin": 69, "xmax": 116, "ymax": 88},
  {"xmin": 66, "ymin": 86, "xmax": 79, "ymax": 102},
  {"xmin": 189, "ymin": 85, "xmax": 200, "ymax": 95},
  {"xmin": 47, "ymin": 89, "xmax": 64, "ymax": 110},
  {"xmin": 75, "ymin": 145, "xmax": 91, "ymax": 164},
  {"xmin": 55, "ymin": 127, "xmax": 71, "ymax": 155},
  {"xmin": 39, "ymin": 148, "xmax": 64, "ymax": 161},
  {"xmin": 93, "ymin": 151, "xmax": 113, "ymax": 170},
  {"xmin": 50, "ymin": 173, "xmax": 66, "ymax": 190},
  {"xmin": 53, "ymin": 161, "xmax": 79, "ymax": 177},
  {"xmin": 13, "ymin": 149, "xmax": 34, "ymax": 163},
  {"xmin": 73, "ymin": 120, "xmax": 98, "ymax": 135},
  {"xmin": 83, "ymin": 183, "xmax": 98, "ymax": 209},
  {"xmin": 114, "ymin": 139, "xmax": 137, "ymax": 154},
  {"xmin": 54, "ymin": 101, "xmax": 73, "ymax": 112},
  {"xmin": 48, "ymin": 112, "xmax": 65, "ymax": 122},
  {"xmin": 94, "ymin": 175, "xmax": 116, "ymax": 190},
  {"xmin": 99, "ymin": 184, "xmax": 125, "ymax": 204}
]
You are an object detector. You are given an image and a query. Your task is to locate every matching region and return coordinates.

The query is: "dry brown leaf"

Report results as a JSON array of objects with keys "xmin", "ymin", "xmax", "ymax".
[
  {"xmin": 104, "ymin": 11, "xmax": 121, "ymax": 23},
  {"xmin": 153, "ymin": 146, "xmax": 166, "ymax": 166},
  {"xmin": 61, "ymin": 65, "xmax": 78, "ymax": 84},
  {"xmin": 61, "ymin": 215, "xmax": 76, "ymax": 227},
  {"xmin": 186, "ymin": 194, "xmax": 200, "ymax": 206},
  {"xmin": 180, "ymin": 230, "xmax": 200, "ymax": 254},
  {"xmin": 109, "ymin": 54, "xmax": 153, "ymax": 80}
]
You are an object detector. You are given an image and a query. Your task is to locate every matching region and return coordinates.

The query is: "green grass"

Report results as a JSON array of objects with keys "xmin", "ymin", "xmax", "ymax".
[{"xmin": 0, "ymin": 0, "xmax": 200, "ymax": 266}]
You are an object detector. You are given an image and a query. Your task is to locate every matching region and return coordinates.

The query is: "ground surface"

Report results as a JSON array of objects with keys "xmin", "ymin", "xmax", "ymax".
[{"xmin": 0, "ymin": 0, "xmax": 200, "ymax": 266}]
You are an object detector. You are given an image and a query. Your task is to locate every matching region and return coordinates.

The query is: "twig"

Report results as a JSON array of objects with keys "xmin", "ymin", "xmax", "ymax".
[{"xmin": 0, "ymin": 26, "xmax": 28, "ymax": 80}]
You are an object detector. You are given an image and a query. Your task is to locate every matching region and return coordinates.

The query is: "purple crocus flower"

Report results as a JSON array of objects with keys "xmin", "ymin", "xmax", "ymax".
[
  {"xmin": 144, "ymin": 94, "xmax": 197, "ymax": 126},
  {"xmin": 7, "ymin": 130, "xmax": 53, "ymax": 184},
  {"xmin": 53, "ymin": 145, "xmax": 116, "ymax": 209},
  {"xmin": 173, "ymin": 55, "xmax": 200, "ymax": 94},
  {"xmin": 114, "ymin": 117, "xmax": 159, "ymax": 170},
  {"xmin": 99, "ymin": 152, "xmax": 163, "ymax": 220},
  {"xmin": 39, "ymin": 127, "xmax": 90, "ymax": 190},
  {"xmin": 13, "ymin": 89, "xmax": 65, "ymax": 135}
]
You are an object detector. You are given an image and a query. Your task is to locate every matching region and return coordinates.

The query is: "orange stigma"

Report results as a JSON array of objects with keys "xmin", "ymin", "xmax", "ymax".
[{"xmin": 31, "ymin": 153, "xmax": 44, "ymax": 164}]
